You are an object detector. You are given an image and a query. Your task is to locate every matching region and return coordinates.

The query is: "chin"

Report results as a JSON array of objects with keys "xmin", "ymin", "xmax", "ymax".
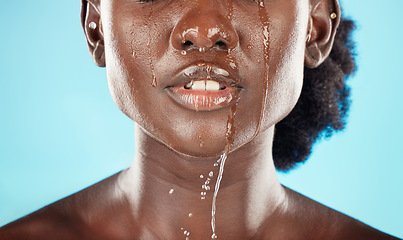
[
  {"xmin": 162, "ymin": 124, "xmax": 259, "ymax": 159},
  {"xmin": 170, "ymin": 140, "xmax": 229, "ymax": 158}
]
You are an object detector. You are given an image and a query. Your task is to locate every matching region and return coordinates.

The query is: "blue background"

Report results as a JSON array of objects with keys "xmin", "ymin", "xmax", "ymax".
[{"xmin": 1, "ymin": 0, "xmax": 402, "ymax": 237}]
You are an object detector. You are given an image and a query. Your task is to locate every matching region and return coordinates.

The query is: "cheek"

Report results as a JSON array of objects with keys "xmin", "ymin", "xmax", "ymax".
[
  {"xmin": 260, "ymin": 7, "xmax": 308, "ymax": 130},
  {"xmin": 104, "ymin": 36, "xmax": 143, "ymax": 121},
  {"xmin": 103, "ymin": 4, "xmax": 153, "ymax": 122}
]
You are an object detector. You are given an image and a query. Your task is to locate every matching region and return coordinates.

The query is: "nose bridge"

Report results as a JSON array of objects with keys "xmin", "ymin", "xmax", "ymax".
[{"xmin": 171, "ymin": 0, "xmax": 238, "ymax": 51}]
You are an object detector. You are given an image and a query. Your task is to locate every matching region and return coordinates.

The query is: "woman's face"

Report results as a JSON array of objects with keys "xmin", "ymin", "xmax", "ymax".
[{"xmin": 98, "ymin": 0, "xmax": 310, "ymax": 157}]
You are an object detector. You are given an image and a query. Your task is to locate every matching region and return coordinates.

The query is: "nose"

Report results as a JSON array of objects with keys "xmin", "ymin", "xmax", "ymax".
[{"xmin": 171, "ymin": 4, "xmax": 238, "ymax": 52}]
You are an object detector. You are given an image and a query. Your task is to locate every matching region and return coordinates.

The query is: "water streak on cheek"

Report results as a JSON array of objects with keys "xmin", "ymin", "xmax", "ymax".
[
  {"xmin": 254, "ymin": 0, "xmax": 270, "ymax": 138},
  {"xmin": 147, "ymin": 4, "xmax": 158, "ymax": 87},
  {"xmin": 225, "ymin": 0, "xmax": 238, "ymax": 73}
]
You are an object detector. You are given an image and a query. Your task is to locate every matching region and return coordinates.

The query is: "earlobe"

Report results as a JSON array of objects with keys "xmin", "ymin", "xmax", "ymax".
[
  {"xmin": 81, "ymin": 0, "xmax": 106, "ymax": 67},
  {"xmin": 93, "ymin": 40, "xmax": 106, "ymax": 67},
  {"xmin": 305, "ymin": 0, "xmax": 340, "ymax": 68}
]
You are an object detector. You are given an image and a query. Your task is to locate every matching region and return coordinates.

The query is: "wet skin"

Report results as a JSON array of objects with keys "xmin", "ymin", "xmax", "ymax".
[{"xmin": 0, "ymin": 0, "xmax": 401, "ymax": 239}]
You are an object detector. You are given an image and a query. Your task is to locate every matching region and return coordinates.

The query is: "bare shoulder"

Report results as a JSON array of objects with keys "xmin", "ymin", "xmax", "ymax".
[
  {"xmin": 0, "ymin": 172, "xmax": 134, "ymax": 240},
  {"xmin": 0, "ymin": 205, "xmax": 80, "ymax": 240},
  {"xmin": 264, "ymin": 186, "xmax": 401, "ymax": 240}
]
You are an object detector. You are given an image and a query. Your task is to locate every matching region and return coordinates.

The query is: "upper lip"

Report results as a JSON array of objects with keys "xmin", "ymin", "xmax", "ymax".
[{"xmin": 165, "ymin": 62, "xmax": 243, "ymax": 89}]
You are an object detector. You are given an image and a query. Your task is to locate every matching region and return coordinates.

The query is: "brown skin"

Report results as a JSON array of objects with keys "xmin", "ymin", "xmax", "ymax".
[{"xmin": 0, "ymin": 0, "xmax": 400, "ymax": 239}]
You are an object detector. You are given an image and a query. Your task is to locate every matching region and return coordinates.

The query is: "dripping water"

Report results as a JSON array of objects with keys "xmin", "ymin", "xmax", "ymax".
[
  {"xmin": 211, "ymin": 101, "xmax": 238, "ymax": 239},
  {"xmin": 210, "ymin": 1, "xmax": 237, "ymax": 238},
  {"xmin": 210, "ymin": 154, "xmax": 226, "ymax": 239},
  {"xmin": 211, "ymin": 1, "xmax": 270, "ymax": 238},
  {"xmin": 251, "ymin": 0, "xmax": 270, "ymax": 139}
]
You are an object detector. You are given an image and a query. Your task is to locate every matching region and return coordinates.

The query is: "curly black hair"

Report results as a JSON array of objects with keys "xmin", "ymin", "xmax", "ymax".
[{"xmin": 273, "ymin": 19, "xmax": 356, "ymax": 171}]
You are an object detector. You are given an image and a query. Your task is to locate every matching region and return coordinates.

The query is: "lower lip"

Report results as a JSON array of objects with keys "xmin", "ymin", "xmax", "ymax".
[{"xmin": 166, "ymin": 87, "xmax": 240, "ymax": 111}]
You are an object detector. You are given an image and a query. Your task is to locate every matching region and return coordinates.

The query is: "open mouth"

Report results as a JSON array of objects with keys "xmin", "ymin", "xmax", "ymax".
[
  {"xmin": 167, "ymin": 79, "xmax": 240, "ymax": 112},
  {"xmin": 165, "ymin": 63, "xmax": 242, "ymax": 112}
]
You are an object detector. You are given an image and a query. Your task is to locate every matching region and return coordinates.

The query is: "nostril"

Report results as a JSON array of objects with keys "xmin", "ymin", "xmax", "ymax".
[
  {"xmin": 216, "ymin": 41, "xmax": 226, "ymax": 49},
  {"xmin": 183, "ymin": 41, "xmax": 193, "ymax": 47}
]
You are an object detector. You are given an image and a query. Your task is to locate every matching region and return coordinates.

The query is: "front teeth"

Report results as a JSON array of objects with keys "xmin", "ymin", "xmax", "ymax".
[
  {"xmin": 206, "ymin": 81, "xmax": 220, "ymax": 91},
  {"xmin": 186, "ymin": 80, "xmax": 221, "ymax": 91},
  {"xmin": 192, "ymin": 81, "xmax": 206, "ymax": 90}
]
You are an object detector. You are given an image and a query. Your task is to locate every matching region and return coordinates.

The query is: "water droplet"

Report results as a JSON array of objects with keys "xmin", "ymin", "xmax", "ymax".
[
  {"xmin": 226, "ymin": 49, "xmax": 238, "ymax": 71},
  {"xmin": 209, "ymin": 171, "xmax": 214, "ymax": 177},
  {"xmin": 229, "ymin": 62, "xmax": 236, "ymax": 69},
  {"xmin": 227, "ymin": 0, "xmax": 234, "ymax": 22},
  {"xmin": 132, "ymin": 50, "xmax": 137, "ymax": 59},
  {"xmin": 169, "ymin": 189, "xmax": 175, "ymax": 194},
  {"xmin": 188, "ymin": 213, "xmax": 193, "ymax": 218},
  {"xmin": 181, "ymin": 50, "xmax": 187, "ymax": 55},
  {"xmin": 199, "ymin": 47, "xmax": 206, "ymax": 53},
  {"xmin": 201, "ymin": 192, "xmax": 207, "ymax": 196},
  {"xmin": 247, "ymin": 44, "xmax": 253, "ymax": 50},
  {"xmin": 201, "ymin": 197, "xmax": 206, "ymax": 200},
  {"xmin": 152, "ymin": 75, "xmax": 157, "ymax": 87},
  {"xmin": 198, "ymin": 135, "xmax": 204, "ymax": 148},
  {"xmin": 200, "ymin": 175, "xmax": 204, "ymax": 179},
  {"xmin": 183, "ymin": 230, "xmax": 191, "ymax": 237},
  {"xmin": 214, "ymin": 163, "xmax": 219, "ymax": 167},
  {"xmin": 181, "ymin": 34, "xmax": 186, "ymax": 44},
  {"xmin": 206, "ymin": 65, "xmax": 212, "ymax": 79},
  {"xmin": 212, "ymin": 233, "xmax": 218, "ymax": 239}
]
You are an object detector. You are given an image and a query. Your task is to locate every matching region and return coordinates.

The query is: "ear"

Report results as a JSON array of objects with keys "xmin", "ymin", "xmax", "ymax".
[
  {"xmin": 305, "ymin": 0, "xmax": 341, "ymax": 68},
  {"xmin": 81, "ymin": 0, "xmax": 105, "ymax": 67}
]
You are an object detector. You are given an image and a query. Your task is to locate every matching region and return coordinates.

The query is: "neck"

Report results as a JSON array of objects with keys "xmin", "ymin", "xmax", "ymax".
[{"xmin": 118, "ymin": 125, "xmax": 286, "ymax": 239}]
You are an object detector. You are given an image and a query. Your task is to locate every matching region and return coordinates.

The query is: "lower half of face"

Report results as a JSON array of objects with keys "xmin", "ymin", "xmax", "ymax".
[{"xmin": 102, "ymin": 0, "xmax": 308, "ymax": 158}]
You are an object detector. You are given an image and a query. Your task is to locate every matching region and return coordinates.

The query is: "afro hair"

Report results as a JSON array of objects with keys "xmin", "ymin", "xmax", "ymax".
[{"xmin": 273, "ymin": 19, "xmax": 356, "ymax": 171}]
